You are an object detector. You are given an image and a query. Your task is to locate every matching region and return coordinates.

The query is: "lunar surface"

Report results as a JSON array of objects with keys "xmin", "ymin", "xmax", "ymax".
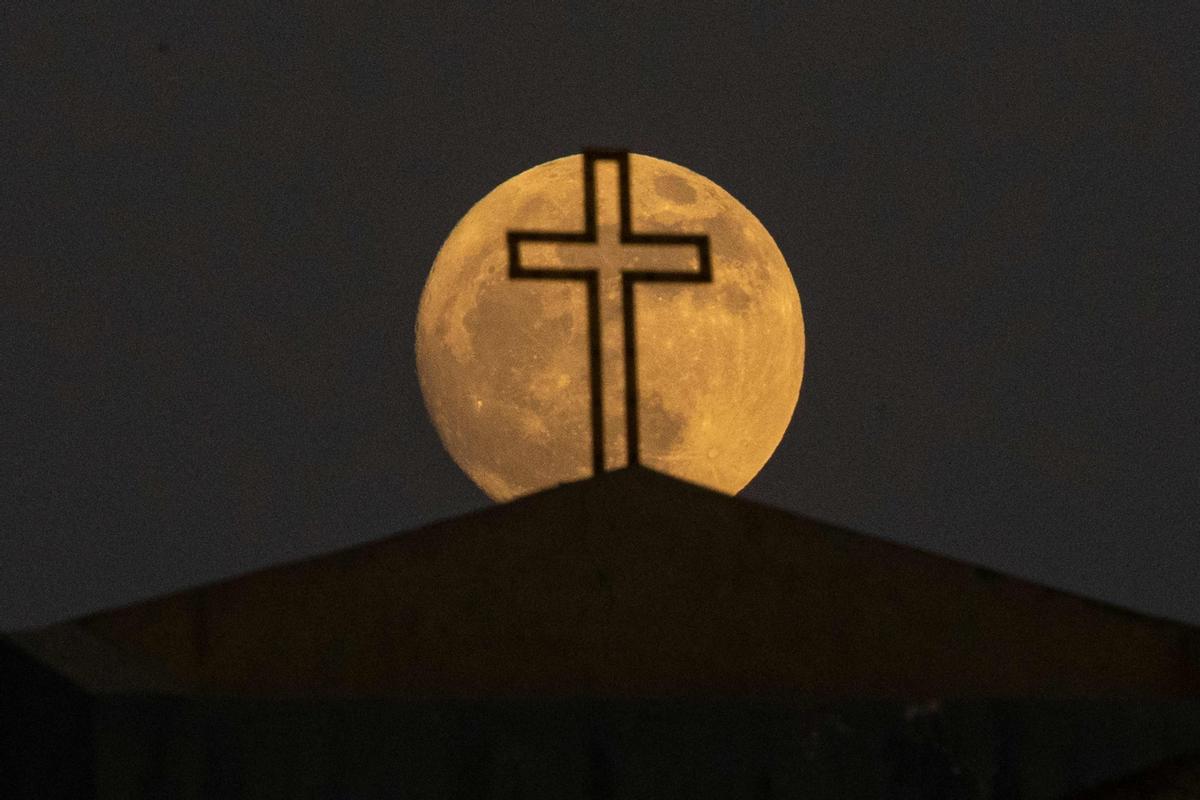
[{"xmin": 415, "ymin": 153, "xmax": 804, "ymax": 501}]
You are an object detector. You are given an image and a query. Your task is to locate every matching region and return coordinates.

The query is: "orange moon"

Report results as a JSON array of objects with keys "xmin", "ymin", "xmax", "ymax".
[{"xmin": 415, "ymin": 153, "xmax": 804, "ymax": 501}]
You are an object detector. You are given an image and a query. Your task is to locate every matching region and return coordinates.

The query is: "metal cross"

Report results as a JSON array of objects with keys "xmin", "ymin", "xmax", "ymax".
[{"xmin": 507, "ymin": 149, "xmax": 712, "ymax": 475}]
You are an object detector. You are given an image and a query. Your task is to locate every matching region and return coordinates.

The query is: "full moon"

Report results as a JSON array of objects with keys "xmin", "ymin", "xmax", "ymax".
[{"xmin": 415, "ymin": 153, "xmax": 804, "ymax": 501}]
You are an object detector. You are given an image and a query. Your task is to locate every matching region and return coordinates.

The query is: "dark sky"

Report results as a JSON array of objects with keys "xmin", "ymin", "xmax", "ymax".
[{"xmin": 4, "ymin": 4, "xmax": 1198, "ymax": 631}]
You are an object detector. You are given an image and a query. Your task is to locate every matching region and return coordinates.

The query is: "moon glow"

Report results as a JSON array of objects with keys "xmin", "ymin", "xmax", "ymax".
[{"xmin": 415, "ymin": 153, "xmax": 804, "ymax": 501}]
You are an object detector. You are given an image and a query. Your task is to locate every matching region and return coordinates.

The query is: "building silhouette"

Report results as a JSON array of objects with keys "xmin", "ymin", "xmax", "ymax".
[{"xmin": 5, "ymin": 466, "xmax": 1200, "ymax": 797}]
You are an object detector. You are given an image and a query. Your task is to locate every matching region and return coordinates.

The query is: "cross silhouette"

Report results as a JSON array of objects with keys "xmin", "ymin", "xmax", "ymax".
[{"xmin": 507, "ymin": 149, "xmax": 712, "ymax": 475}]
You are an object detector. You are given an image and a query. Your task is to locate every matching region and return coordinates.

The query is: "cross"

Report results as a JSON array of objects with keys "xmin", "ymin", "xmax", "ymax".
[{"xmin": 507, "ymin": 149, "xmax": 712, "ymax": 475}]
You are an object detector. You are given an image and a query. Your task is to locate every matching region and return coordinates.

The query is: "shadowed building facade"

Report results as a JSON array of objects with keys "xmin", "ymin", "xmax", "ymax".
[{"xmin": 5, "ymin": 467, "xmax": 1200, "ymax": 797}]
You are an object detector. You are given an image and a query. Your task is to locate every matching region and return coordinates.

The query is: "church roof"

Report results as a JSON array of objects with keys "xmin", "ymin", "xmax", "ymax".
[
  {"xmin": 23, "ymin": 466, "xmax": 1200, "ymax": 698},
  {"xmin": 1067, "ymin": 751, "xmax": 1200, "ymax": 798}
]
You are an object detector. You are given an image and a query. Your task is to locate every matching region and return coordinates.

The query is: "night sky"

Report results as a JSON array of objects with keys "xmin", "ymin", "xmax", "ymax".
[{"xmin": 4, "ymin": 4, "xmax": 1198, "ymax": 631}]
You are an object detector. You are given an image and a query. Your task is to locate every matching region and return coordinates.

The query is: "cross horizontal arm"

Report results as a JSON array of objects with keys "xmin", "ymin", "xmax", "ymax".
[
  {"xmin": 622, "ymin": 236, "xmax": 711, "ymax": 283},
  {"xmin": 508, "ymin": 230, "xmax": 596, "ymax": 280}
]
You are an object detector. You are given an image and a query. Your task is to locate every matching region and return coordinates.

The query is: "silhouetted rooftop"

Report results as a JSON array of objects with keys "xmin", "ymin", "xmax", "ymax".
[
  {"xmin": 1067, "ymin": 750, "xmax": 1200, "ymax": 798},
  {"xmin": 11, "ymin": 464, "xmax": 1192, "ymax": 699}
]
